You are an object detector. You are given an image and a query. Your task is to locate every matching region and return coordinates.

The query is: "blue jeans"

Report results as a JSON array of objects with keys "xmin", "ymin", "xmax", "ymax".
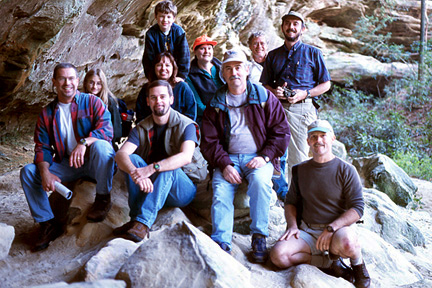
[
  {"xmin": 211, "ymin": 153, "xmax": 273, "ymax": 247},
  {"xmin": 272, "ymin": 149, "xmax": 289, "ymax": 199},
  {"xmin": 272, "ymin": 148, "xmax": 289, "ymax": 199},
  {"xmin": 20, "ymin": 140, "xmax": 115, "ymax": 223},
  {"xmin": 126, "ymin": 154, "xmax": 196, "ymax": 228}
]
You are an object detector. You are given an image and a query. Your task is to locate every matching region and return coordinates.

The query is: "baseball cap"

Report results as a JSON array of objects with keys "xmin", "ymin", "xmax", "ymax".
[
  {"xmin": 282, "ymin": 11, "xmax": 305, "ymax": 24},
  {"xmin": 192, "ymin": 35, "xmax": 218, "ymax": 51},
  {"xmin": 222, "ymin": 48, "xmax": 248, "ymax": 64},
  {"xmin": 307, "ymin": 119, "xmax": 334, "ymax": 134}
]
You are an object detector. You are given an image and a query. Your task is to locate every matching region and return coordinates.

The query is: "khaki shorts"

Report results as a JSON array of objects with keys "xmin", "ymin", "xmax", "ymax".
[{"xmin": 299, "ymin": 221, "xmax": 336, "ymax": 268}]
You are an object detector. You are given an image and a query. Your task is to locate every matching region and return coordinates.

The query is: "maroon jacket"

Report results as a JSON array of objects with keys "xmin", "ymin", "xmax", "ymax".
[{"xmin": 201, "ymin": 81, "xmax": 290, "ymax": 171}]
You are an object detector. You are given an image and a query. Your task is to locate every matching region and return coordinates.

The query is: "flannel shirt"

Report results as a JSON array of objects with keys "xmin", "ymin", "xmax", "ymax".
[{"xmin": 34, "ymin": 91, "xmax": 113, "ymax": 165}]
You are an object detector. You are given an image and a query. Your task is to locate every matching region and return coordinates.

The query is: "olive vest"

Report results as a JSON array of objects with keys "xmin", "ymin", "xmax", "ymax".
[{"xmin": 136, "ymin": 109, "xmax": 208, "ymax": 183}]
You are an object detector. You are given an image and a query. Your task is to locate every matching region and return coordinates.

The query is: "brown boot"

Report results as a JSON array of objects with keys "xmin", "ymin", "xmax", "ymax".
[
  {"xmin": 87, "ymin": 194, "xmax": 112, "ymax": 222},
  {"xmin": 352, "ymin": 261, "xmax": 371, "ymax": 288},
  {"xmin": 328, "ymin": 258, "xmax": 354, "ymax": 283},
  {"xmin": 32, "ymin": 219, "xmax": 63, "ymax": 252},
  {"xmin": 124, "ymin": 221, "xmax": 149, "ymax": 243},
  {"xmin": 113, "ymin": 221, "xmax": 134, "ymax": 236}
]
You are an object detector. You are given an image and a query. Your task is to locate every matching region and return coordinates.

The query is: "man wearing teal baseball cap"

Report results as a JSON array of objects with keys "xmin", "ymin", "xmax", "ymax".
[{"xmin": 271, "ymin": 119, "xmax": 371, "ymax": 288}]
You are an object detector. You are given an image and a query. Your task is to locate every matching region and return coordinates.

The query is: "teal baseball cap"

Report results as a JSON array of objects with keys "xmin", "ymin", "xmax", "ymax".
[{"xmin": 308, "ymin": 119, "xmax": 334, "ymax": 134}]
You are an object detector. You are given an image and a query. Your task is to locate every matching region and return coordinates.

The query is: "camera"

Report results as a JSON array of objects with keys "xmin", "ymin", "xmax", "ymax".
[{"xmin": 283, "ymin": 87, "xmax": 296, "ymax": 99}]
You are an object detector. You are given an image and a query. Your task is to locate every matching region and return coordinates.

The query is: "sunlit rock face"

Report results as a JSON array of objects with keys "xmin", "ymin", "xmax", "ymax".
[{"xmin": 0, "ymin": 0, "xmax": 429, "ymax": 133}]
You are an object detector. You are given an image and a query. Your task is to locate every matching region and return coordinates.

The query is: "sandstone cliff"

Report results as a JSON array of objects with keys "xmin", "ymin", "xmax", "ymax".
[{"xmin": 0, "ymin": 0, "xmax": 430, "ymax": 134}]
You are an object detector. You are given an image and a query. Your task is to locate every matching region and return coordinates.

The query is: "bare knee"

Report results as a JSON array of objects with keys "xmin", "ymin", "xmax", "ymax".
[
  {"xmin": 270, "ymin": 241, "xmax": 303, "ymax": 269},
  {"xmin": 332, "ymin": 228, "xmax": 360, "ymax": 258},
  {"xmin": 270, "ymin": 242, "xmax": 291, "ymax": 268}
]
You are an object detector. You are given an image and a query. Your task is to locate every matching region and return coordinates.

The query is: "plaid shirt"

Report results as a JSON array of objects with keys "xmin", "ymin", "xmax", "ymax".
[
  {"xmin": 34, "ymin": 91, "xmax": 113, "ymax": 165},
  {"xmin": 143, "ymin": 23, "xmax": 190, "ymax": 81}
]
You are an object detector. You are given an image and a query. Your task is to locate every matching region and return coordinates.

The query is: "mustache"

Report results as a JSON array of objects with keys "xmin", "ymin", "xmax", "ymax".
[{"xmin": 229, "ymin": 76, "xmax": 241, "ymax": 80}]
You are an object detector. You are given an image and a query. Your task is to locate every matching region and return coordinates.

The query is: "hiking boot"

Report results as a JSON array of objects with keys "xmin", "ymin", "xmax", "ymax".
[
  {"xmin": 216, "ymin": 242, "xmax": 232, "ymax": 255},
  {"xmin": 87, "ymin": 193, "xmax": 112, "ymax": 222},
  {"xmin": 352, "ymin": 261, "xmax": 371, "ymax": 288},
  {"xmin": 32, "ymin": 219, "xmax": 63, "ymax": 252},
  {"xmin": 113, "ymin": 221, "xmax": 135, "ymax": 236},
  {"xmin": 251, "ymin": 234, "xmax": 268, "ymax": 263},
  {"xmin": 123, "ymin": 221, "xmax": 149, "ymax": 243},
  {"xmin": 321, "ymin": 258, "xmax": 354, "ymax": 283}
]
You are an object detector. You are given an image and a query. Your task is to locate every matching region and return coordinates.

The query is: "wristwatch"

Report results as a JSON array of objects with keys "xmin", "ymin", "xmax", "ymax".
[
  {"xmin": 306, "ymin": 90, "xmax": 311, "ymax": 99},
  {"xmin": 261, "ymin": 155, "xmax": 270, "ymax": 163},
  {"xmin": 326, "ymin": 225, "xmax": 335, "ymax": 233},
  {"xmin": 153, "ymin": 162, "xmax": 161, "ymax": 172},
  {"xmin": 79, "ymin": 138, "xmax": 88, "ymax": 147}
]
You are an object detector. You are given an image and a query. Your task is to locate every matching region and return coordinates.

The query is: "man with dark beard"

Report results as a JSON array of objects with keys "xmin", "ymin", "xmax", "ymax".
[
  {"xmin": 113, "ymin": 80, "xmax": 207, "ymax": 242},
  {"xmin": 260, "ymin": 11, "xmax": 331, "ymax": 195}
]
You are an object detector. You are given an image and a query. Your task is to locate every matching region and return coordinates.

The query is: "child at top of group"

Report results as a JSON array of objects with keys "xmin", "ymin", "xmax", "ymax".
[
  {"xmin": 83, "ymin": 68, "xmax": 122, "ymax": 148},
  {"xmin": 143, "ymin": 0, "xmax": 190, "ymax": 83}
]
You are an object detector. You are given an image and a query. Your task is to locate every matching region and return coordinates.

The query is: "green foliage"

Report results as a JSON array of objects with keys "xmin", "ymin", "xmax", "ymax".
[
  {"xmin": 324, "ymin": 4, "xmax": 432, "ymax": 182},
  {"xmin": 353, "ymin": 0, "xmax": 411, "ymax": 63},
  {"xmin": 383, "ymin": 39, "xmax": 432, "ymax": 111},
  {"xmin": 392, "ymin": 151, "xmax": 432, "ymax": 182},
  {"xmin": 321, "ymin": 85, "xmax": 415, "ymax": 158}
]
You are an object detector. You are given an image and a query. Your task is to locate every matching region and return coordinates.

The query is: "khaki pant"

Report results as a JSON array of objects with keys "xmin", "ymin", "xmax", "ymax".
[{"xmin": 283, "ymin": 101, "xmax": 317, "ymax": 186}]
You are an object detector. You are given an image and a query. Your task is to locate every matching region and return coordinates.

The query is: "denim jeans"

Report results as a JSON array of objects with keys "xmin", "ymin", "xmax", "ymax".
[
  {"xmin": 126, "ymin": 154, "xmax": 196, "ymax": 228},
  {"xmin": 211, "ymin": 153, "xmax": 273, "ymax": 247},
  {"xmin": 20, "ymin": 140, "xmax": 115, "ymax": 222},
  {"xmin": 272, "ymin": 148, "xmax": 289, "ymax": 199}
]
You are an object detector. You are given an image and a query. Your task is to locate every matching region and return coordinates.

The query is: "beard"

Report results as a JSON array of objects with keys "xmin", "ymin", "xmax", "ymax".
[
  {"xmin": 152, "ymin": 104, "xmax": 170, "ymax": 116},
  {"xmin": 284, "ymin": 30, "xmax": 302, "ymax": 42}
]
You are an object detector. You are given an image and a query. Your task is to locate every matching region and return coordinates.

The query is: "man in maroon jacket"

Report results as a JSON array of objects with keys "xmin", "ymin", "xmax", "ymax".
[{"xmin": 201, "ymin": 48, "xmax": 290, "ymax": 263}]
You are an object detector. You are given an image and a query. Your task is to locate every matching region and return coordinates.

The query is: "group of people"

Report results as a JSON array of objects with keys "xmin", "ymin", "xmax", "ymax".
[{"xmin": 19, "ymin": 1, "xmax": 371, "ymax": 287}]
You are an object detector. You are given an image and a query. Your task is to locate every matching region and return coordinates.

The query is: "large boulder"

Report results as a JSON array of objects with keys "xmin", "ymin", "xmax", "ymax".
[
  {"xmin": 325, "ymin": 52, "xmax": 416, "ymax": 94},
  {"xmin": 353, "ymin": 154, "xmax": 417, "ymax": 206},
  {"xmin": 289, "ymin": 264, "xmax": 353, "ymax": 288},
  {"xmin": 332, "ymin": 139, "xmax": 348, "ymax": 160},
  {"xmin": 0, "ymin": 223, "xmax": 14, "ymax": 260},
  {"xmin": 116, "ymin": 221, "xmax": 252, "ymax": 288},
  {"xmin": 84, "ymin": 238, "xmax": 140, "ymax": 281},
  {"xmin": 357, "ymin": 228, "xmax": 423, "ymax": 286},
  {"xmin": 363, "ymin": 188, "xmax": 425, "ymax": 254}
]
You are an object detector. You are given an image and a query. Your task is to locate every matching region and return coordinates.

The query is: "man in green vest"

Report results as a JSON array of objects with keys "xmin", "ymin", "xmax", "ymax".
[{"xmin": 113, "ymin": 80, "xmax": 207, "ymax": 242}]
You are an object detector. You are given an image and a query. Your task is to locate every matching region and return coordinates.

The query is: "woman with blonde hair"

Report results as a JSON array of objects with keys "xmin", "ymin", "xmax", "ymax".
[{"xmin": 83, "ymin": 68, "xmax": 122, "ymax": 148}]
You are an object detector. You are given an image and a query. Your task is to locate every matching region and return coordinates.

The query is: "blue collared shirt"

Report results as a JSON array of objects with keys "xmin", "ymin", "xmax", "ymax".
[{"xmin": 260, "ymin": 41, "xmax": 331, "ymax": 90}]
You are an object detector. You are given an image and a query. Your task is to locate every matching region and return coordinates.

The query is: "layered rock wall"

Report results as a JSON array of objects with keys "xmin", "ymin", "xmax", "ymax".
[{"xmin": 0, "ymin": 0, "xmax": 430, "ymax": 133}]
